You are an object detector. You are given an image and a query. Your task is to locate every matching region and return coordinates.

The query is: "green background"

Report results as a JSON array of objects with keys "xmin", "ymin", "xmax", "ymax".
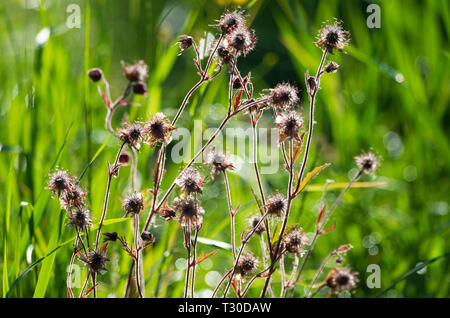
[{"xmin": 0, "ymin": 0, "xmax": 449, "ymax": 298}]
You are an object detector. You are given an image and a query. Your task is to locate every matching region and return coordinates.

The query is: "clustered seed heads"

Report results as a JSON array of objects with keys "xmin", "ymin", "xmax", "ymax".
[
  {"xmin": 145, "ymin": 112, "xmax": 176, "ymax": 147},
  {"xmin": 46, "ymin": 168, "xmax": 73, "ymax": 198},
  {"xmin": 66, "ymin": 208, "xmax": 93, "ymax": 228},
  {"xmin": 268, "ymin": 82, "xmax": 300, "ymax": 109},
  {"xmin": 119, "ymin": 122, "xmax": 147, "ymax": 151}
]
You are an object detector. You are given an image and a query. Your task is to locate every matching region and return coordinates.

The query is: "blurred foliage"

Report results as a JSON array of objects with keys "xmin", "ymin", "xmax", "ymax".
[{"xmin": 0, "ymin": 0, "xmax": 449, "ymax": 298}]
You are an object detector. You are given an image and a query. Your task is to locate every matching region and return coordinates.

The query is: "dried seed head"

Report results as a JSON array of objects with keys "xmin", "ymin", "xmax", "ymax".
[
  {"xmin": 133, "ymin": 81, "xmax": 147, "ymax": 95},
  {"xmin": 354, "ymin": 151, "xmax": 381, "ymax": 176},
  {"xmin": 122, "ymin": 60, "xmax": 148, "ymax": 82},
  {"xmin": 249, "ymin": 215, "xmax": 265, "ymax": 235},
  {"xmin": 206, "ymin": 148, "xmax": 234, "ymax": 177},
  {"xmin": 275, "ymin": 110, "xmax": 304, "ymax": 144},
  {"xmin": 216, "ymin": 41, "xmax": 236, "ymax": 65},
  {"xmin": 236, "ymin": 254, "xmax": 258, "ymax": 276},
  {"xmin": 60, "ymin": 184, "xmax": 87, "ymax": 210},
  {"xmin": 82, "ymin": 250, "xmax": 110, "ymax": 274},
  {"xmin": 315, "ymin": 20, "xmax": 350, "ymax": 54},
  {"xmin": 119, "ymin": 122, "xmax": 146, "ymax": 150},
  {"xmin": 175, "ymin": 167, "xmax": 204, "ymax": 195},
  {"xmin": 283, "ymin": 228, "xmax": 308, "ymax": 254},
  {"xmin": 66, "ymin": 208, "xmax": 92, "ymax": 228},
  {"xmin": 141, "ymin": 231, "xmax": 155, "ymax": 243},
  {"xmin": 326, "ymin": 267, "xmax": 359, "ymax": 294},
  {"xmin": 177, "ymin": 35, "xmax": 193, "ymax": 55},
  {"xmin": 174, "ymin": 196, "xmax": 205, "ymax": 228},
  {"xmin": 47, "ymin": 168, "xmax": 73, "ymax": 197},
  {"xmin": 265, "ymin": 193, "xmax": 287, "ymax": 217},
  {"xmin": 87, "ymin": 68, "xmax": 103, "ymax": 82},
  {"xmin": 325, "ymin": 61, "xmax": 340, "ymax": 73},
  {"xmin": 122, "ymin": 192, "xmax": 145, "ymax": 216},
  {"xmin": 218, "ymin": 10, "xmax": 246, "ymax": 34},
  {"xmin": 144, "ymin": 113, "xmax": 175, "ymax": 147},
  {"xmin": 103, "ymin": 232, "xmax": 118, "ymax": 242},
  {"xmin": 227, "ymin": 26, "xmax": 256, "ymax": 57},
  {"xmin": 269, "ymin": 82, "xmax": 300, "ymax": 109}
]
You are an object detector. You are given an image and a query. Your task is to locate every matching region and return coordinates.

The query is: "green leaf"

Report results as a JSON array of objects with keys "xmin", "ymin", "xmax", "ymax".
[{"xmin": 77, "ymin": 133, "xmax": 114, "ymax": 183}]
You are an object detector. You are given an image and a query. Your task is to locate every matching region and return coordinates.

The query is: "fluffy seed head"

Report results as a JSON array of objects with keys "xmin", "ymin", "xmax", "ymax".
[
  {"xmin": 275, "ymin": 110, "xmax": 304, "ymax": 144},
  {"xmin": 326, "ymin": 267, "xmax": 359, "ymax": 294},
  {"xmin": 174, "ymin": 196, "xmax": 205, "ymax": 228},
  {"xmin": 227, "ymin": 26, "xmax": 256, "ymax": 57},
  {"xmin": 119, "ymin": 122, "xmax": 146, "ymax": 150},
  {"xmin": 218, "ymin": 10, "xmax": 246, "ymax": 34},
  {"xmin": 60, "ymin": 184, "xmax": 87, "ymax": 210},
  {"xmin": 66, "ymin": 208, "xmax": 92, "ymax": 228},
  {"xmin": 122, "ymin": 192, "xmax": 144, "ymax": 217},
  {"xmin": 122, "ymin": 60, "xmax": 148, "ymax": 82},
  {"xmin": 354, "ymin": 151, "xmax": 381, "ymax": 176},
  {"xmin": 249, "ymin": 215, "xmax": 265, "ymax": 235},
  {"xmin": 265, "ymin": 193, "xmax": 287, "ymax": 217},
  {"xmin": 144, "ymin": 113, "xmax": 175, "ymax": 147},
  {"xmin": 47, "ymin": 168, "xmax": 72, "ymax": 197},
  {"xmin": 175, "ymin": 167, "xmax": 204, "ymax": 195},
  {"xmin": 83, "ymin": 250, "xmax": 109, "ymax": 274},
  {"xmin": 236, "ymin": 255, "xmax": 258, "ymax": 276},
  {"xmin": 283, "ymin": 228, "xmax": 308, "ymax": 254},
  {"xmin": 269, "ymin": 82, "xmax": 300, "ymax": 109},
  {"xmin": 206, "ymin": 148, "xmax": 234, "ymax": 177},
  {"xmin": 315, "ymin": 20, "xmax": 350, "ymax": 53}
]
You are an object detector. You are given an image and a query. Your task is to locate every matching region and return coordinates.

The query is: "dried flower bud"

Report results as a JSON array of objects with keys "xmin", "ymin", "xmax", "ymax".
[
  {"xmin": 174, "ymin": 196, "xmax": 205, "ymax": 228},
  {"xmin": 233, "ymin": 77, "xmax": 243, "ymax": 89},
  {"xmin": 60, "ymin": 184, "xmax": 87, "ymax": 210},
  {"xmin": 326, "ymin": 267, "xmax": 359, "ymax": 294},
  {"xmin": 218, "ymin": 10, "xmax": 245, "ymax": 34},
  {"xmin": 66, "ymin": 208, "xmax": 93, "ymax": 228},
  {"xmin": 133, "ymin": 81, "xmax": 147, "ymax": 95},
  {"xmin": 275, "ymin": 110, "xmax": 304, "ymax": 144},
  {"xmin": 236, "ymin": 255, "xmax": 258, "ymax": 276},
  {"xmin": 265, "ymin": 193, "xmax": 287, "ymax": 217},
  {"xmin": 119, "ymin": 151, "xmax": 131, "ymax": 166},
  {"xmin": 103, "ymin": 232, "xmax": 118, "ymax": 242},
  {"xmin": 88, "ymin": 68, "xmax": 103, "ymax": 82},
  {"xmin": 354, "ymin": 151, "xmax": 381, "ymax": 176},
  {"xmin": 315, "ymin": 19, "xmax": 350, "ymax": 54},
  {"xmin": 283, "ymin": 228, "xmax": 308, "ymax": 254},
  {"xmin": 122, "ymin": 192, "xmax": 145, "ymax": 217},
  {"xmin": 141, "ymin": 231, "xmax": 155, "ymax": 243},
  {"xmin": 144, "ymin": 113, "xmax": 175, "ymax": 147},
  {"xmin": 249, "ymin": 215, "xmax": 265, "ymax": 235},
  {"xmin": 206, "ymin": 148, "xmax": 234, "ymax": 177},
  {"xmin": 306, "ymin": 74, "xmax": 317, "ymax": 94},
  {"xmin": 269, "ymin": 82, "xmax": 299, "ymax": 109},
  {"xmin": 122, "ymin": 60, "xmax": 148, "ymax": 82},
  {"xmin": 227, "ymin": 26, "xmax": 256, "ymax": 57},
  {"xmin": 325, "ymin": 61, "xmax": 340, "ymax": 73},
  {"xmin": 47, "ymin": 168, "xmax": 73, "ymax": 198},
  {"xmin": 119, "ymin": 122, "xmax": 146, "ymax": 150},
  {"xmin": 175, "ymin": 167, "xmax": 204, "ymax": 195},
  {"xmin": 177, "ymin": 35, "xmax": 193, "ymax": 55}
]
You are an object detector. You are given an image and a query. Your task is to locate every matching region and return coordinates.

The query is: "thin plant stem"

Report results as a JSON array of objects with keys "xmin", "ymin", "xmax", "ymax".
[
  {"xmin": 183, "ymin": 225, "xmax": 192, "ymax": 298},
  {"xmin": 223, "ymin": 171, "xmax": 236, "ymax": 260},
  {"xmin": 304, "ymin": 249, "xmax": 334, "ymax": 298},
  {"xmin": 134, "ymin": 213, "xmax": 144, "ymax": 298},
  {"xmin": 191, "ymin": 226, "xmax": 200, "ymax": 298}
]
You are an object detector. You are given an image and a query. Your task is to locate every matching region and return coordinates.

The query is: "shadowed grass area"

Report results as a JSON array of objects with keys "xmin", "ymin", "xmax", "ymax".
[{"xmin": 0, "ymin": 0, "xmax": 448, "ymax": 298}]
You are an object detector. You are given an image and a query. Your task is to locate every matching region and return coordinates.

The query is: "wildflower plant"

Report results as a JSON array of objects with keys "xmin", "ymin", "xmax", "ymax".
[{"xmin": 45, "ymin": 9, "xmax": 381, "ymax": 299}]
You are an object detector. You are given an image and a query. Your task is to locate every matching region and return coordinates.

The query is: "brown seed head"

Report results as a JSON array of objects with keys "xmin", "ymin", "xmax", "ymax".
[
  {"xmin": 326, "ymin": 267, "xmax": 359, "ymax": 294},
  {"xmin": 174, "ymin": 196, "xmax": 205, "ymax": 228},
  {"xmin": 175, "ymin": 167, "xmax": 204, "ymax": 195},
  {"xmin": 122, "ymin": 192, "xmax": 144, "ymax": 217},
  {"xmin": 315, "ymin": 20, "xmax": 350, "ymax": 54},
  {"xmin": 265, "ymin": 193, "xmax": 287, "ymax": 217}
]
